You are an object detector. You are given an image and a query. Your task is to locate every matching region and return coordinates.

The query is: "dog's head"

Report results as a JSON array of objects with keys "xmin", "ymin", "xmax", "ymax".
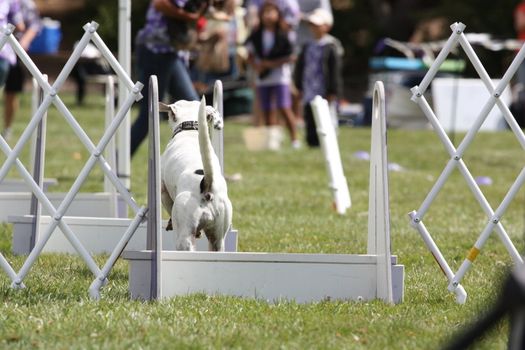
[{"xmin": 159, "ymin": 100, "xmax": 223, "ymax": 131}]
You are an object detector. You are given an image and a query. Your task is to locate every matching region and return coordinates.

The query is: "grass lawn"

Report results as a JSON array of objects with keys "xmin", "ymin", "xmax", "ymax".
[{"xmin": 0, "ymin": 90, "xmax": 524, "ymax": 349}]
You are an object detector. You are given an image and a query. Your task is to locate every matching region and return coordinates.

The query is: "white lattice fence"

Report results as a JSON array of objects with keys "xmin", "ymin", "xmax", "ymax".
[
  {"xmin": 0, "ymin": 21, "xmax": 144, "ymax": 299},
  {"xmin": 408, "ymin": 22, "xmax": 525, "ymax": 303}
]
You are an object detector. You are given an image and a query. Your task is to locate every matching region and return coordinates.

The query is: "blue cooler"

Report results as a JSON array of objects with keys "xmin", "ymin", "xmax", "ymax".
[{"xmin": 28, "ymin": 18, "xmax": 62, "ymax": 54}]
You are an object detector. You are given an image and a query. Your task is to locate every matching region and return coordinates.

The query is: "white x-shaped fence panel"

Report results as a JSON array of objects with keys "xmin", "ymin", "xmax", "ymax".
[
  {"xmin": 0, "ymin": 21, "xmax": 145, "ymax": 299},
  {"xmin": 408, "ymin": 22, "xmax": 525, "ymax": 303}
]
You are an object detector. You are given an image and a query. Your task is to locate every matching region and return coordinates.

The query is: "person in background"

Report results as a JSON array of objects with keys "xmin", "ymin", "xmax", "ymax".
[
  {"xmin": 516, "ymin": 1, "xmax": 525, "ymax": 42},
  {"xmin": 293, "ymin": 8, "xmax": 343, "ymax": 147},
  {"xmin": 246, "ymin": 0, "xmax": 300, "ymax": 35},
  {"xmin": 192, "ymin": 0, "xmax": 238, "ymax": 92},
  {"xmin": 245, "ymin": 0, "xmax": 299, "ymax": 148},
  {"xmin": 130, "ymin": 0, "xmax": 205, "ymax": 157},
  {"xmin": 512, "ymin": 1, "xmax": 525, "ymax": 127},
  {"xmin": 230, "ymin": 0, "xmax": 249, "ymax": 77},
  {"xmin": 0, "ymin": 0, "xmax": 24, "ymax": 140},
  {"xmin": 71, "ymin": 42, "xmax": 112, "ymax": 106},
  {"xmin": 245, "ymin": 0, "xmax": 300, "ymax": 130},
  {"xmin": 2, "ymin": 0, "xmax": 40, "ymax": 141}
]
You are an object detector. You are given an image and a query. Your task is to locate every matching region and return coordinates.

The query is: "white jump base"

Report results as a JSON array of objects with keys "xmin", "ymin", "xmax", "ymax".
[
  {"xmin": 0, "ymin": 178, "xmax": 57, "ymax": 192},
  {"xmin": 0, "ymin": 192, "xmax": 127, "ymax": 222},
  {"xmin": 123, "ymin": 80, "xmax": 403, "ymax": 304},
  {"xmin": 124, "ymin": 251, "xmax": 404, "ymax": 303},
  {"xmin": 10, "ymin": 215, "xmax": 238, "ymax": 254}
]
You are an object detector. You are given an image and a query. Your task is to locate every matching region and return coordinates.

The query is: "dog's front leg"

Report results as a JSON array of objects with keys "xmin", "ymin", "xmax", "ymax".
[{"xmin": 161, "ymin": 181, "xmax": 174, "ymax": 231}]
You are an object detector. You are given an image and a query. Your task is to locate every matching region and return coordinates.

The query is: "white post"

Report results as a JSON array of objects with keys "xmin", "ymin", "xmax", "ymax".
[
  {"xmin": 212, "ymin": 80, "xmax": 224, "ymax": 173},
  {"xmin": 104, "ymin": 75, "xmax": 118, "ymax": 217},
  {"xmin": 29, "ymin": 78, "xmax": 39, "ymax": 175},
  {"xmin": 117, "ymin": 0, "xmax": 131, "ymax": 188},
  {"xmin": 310, "ymin": 95, "xmax": 351, "ymax": 214},
  {"xmin": 146, "ymin": 76, "xmax": 162, "ymax": 299},
  {"xmin": 367, "ymin": 81, "xmax": 393, "ymax": 303},
  {"xmin": 29, "ymin": 75, "xmax": 48, "ymax": 250}
]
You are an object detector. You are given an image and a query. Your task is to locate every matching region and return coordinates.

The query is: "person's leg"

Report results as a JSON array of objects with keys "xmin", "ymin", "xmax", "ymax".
[
  {"xmin": 279, "ymin": 107, "xmax": 298, "ymax": 141},
  {"xmin": 0, "ymin": 59, "xmax": 11, "ymax": 138},
  {"xmin": 252, "ymin": 90, "xmax": 264, "ymax": 126},
  {"xmin": 266, "ymin": 86, "xmax": 279, "ymax": 126},
  {"xmin": 4, "ymin": 93, "xmax": 16, "ymax": 127},
  {"xmin": 275, "ymin": 84, "xmax": 297, "ymax": 143},
  {"xmin": 290, "ymin": 83, "xmax": 303, "ymax": 127},
  {"xmin": 0, "ymin": 59, "xmax": 10, "ymax": 88},
  {"xmin": 266, "ymin": 109, "xmax": 277, "ymax": 126},
  {"xmin": 256, "ymin": 85, "xmax": 272, "ymax": 126},
  {"xmin": 259, "ymin": 86, "xmax": 282, "ymax": 151},
  {"xmin": 168, "ymin": 56, "xmax": 199, "ymax": 102},
  {"xmin": 4, "ymin": 62, "xmax": 24, "ymax": 133},
  {"xmin": 304, "ymin": 102, "xmax": 319, "ymax": 147},
  {"xmin": 71, "ymin": 63, "xmax": 87, "ymax": 105},
  {"xmin": 130, "ymin": 47, "xmax": 173, "ymax": 157}
]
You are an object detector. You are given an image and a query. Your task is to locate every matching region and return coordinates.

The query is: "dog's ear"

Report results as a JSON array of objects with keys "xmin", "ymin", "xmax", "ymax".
[
  {"xmin": 205, "ymin": 106, "xmax": 223, "ymax": 130},
  {"xmin": 158, "ymin": 102, "xmax": 171, "ymax": 113},
  {"xmin": 159, "ymin": 102, "xmax": 177, "ymax": 122}
]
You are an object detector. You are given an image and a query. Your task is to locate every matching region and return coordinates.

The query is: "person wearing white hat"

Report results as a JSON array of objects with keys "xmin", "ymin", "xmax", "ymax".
[
  {"xmin": 293, "ymin": 7, "xmax": 343, "ymax": 147},
  {"xmin": 306, "ymin": 7, "xmax": 333, "ymax": 27},
  {"xmin": 295, "ymin": 0, "xmax": 332, "ymax": 49}
]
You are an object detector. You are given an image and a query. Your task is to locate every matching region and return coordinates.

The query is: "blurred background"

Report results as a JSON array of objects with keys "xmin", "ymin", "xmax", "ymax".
[{"xmin": 31, "ymin": 0, "xmax": 521, "ymax": 102}]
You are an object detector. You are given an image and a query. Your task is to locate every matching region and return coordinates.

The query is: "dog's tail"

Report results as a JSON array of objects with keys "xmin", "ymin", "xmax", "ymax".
[{"xmin": 198, "ymin": 96, "xmax": 216, "ymax": 195}]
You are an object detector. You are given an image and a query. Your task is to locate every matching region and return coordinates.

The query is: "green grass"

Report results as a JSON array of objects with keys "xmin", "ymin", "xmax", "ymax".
[{"xmin": 0, "ymin": 91, "xmax": 523, "ymax": 349}]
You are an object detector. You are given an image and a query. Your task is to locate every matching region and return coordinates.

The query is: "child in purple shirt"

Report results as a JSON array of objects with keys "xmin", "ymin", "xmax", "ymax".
[{"xmin": 245, "ymin": 0, "xmax": 299, "ymax": 148}]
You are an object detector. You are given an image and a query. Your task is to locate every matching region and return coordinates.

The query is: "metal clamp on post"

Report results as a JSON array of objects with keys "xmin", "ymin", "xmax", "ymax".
[
  {"xmin": 83, "ymin": 21, "xmax": 99, "ymax": 33},
  {"xmin": 410, "ymin": 86, "xmax": 423, "ymax": 102}
]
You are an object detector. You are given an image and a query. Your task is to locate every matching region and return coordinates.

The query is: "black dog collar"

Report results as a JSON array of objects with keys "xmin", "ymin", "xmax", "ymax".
[{"xmin": 171, "ymin": 121, "xmax": 199, "ymax": 139}]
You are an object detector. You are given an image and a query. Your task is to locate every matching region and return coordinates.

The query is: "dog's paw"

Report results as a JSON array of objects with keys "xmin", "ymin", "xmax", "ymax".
[{"xmin": 205, "ymin": 106, "xmax": 223, "ymax": 130}]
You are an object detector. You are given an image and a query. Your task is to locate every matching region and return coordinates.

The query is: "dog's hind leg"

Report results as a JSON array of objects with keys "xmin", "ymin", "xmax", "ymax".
[
  {"xmin": 207, "ymin": 236, "xmax": 224, "ymax": 252},
  {"xmin": 175, "ymin": 225, "xmax": 197, "ymax": 251},
  {"xmin": 206, "ymin": 201, "xmax": 232, "ymax": 252},
  {"xmin": 205, "ymin": 224, "xmax": 227, "ymax": 252},
  {"xmin": 204, "ymin": 230, "xmax": 221, "ymax": 252}
]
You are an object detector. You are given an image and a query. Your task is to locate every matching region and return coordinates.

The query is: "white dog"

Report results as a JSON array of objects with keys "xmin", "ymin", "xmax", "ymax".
[{"xmin": 159, "ymin": 97, "xmax": 232, "ymax": 251}]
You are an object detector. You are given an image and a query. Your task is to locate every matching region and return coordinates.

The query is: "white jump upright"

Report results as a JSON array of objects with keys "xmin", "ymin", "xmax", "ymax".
[
  {"xmin": 117, "ymin": 0, "xmax": 132, "ymax": 189},
  {"xmin": 123, "ymin": 79, "xmax": 403, "ymax": 303},
  {"xmin": 212, "ymin": 80, "xmax": 224, "ymax": 171},
  {"xmin": 408, "ymin": 22, "xmax": 525, "ymax": 304},
  {"xmin": 310, "ymin": 95, "xmax": 351, "ymax": 214},
  {"xmin": 145, "ymin": 75, "xmax": 163, "ymax": 299},
  {"xmin": 0, "ymin": 21, "xmax": 148, "ymax": 299},
  {"xmin": 103, "ymin": 75, "xmax": 120, "ymax": 217},
  {"xmin": 368, "ymin": 82, "xmax": 394, "ymax": 302},
  {"xmin": 27, "ymin": 75, "xmax": 47, "ymax": 251}
]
